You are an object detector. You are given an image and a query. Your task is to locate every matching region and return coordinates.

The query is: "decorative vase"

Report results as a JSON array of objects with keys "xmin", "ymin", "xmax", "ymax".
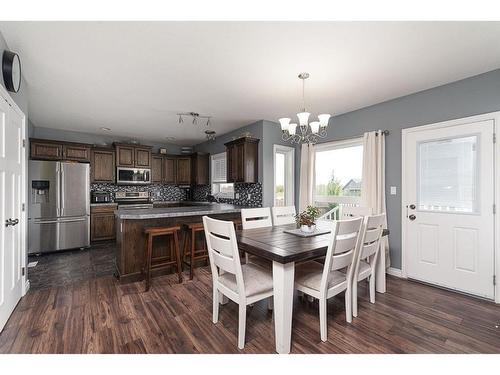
[{"xmin": 300, "ymin": 224, "xmax": 316, "ymax": 234}]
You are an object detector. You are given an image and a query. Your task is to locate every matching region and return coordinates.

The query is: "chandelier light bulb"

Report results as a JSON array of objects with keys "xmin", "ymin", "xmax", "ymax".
[
  {"xmin": 318, "ymin": 114, "xmax": 331, "ymax": 128},
  {"xmin": 278, "ymin": 118, "xmax": 291, "ymax": 132},
  {"xmin": 288, "ymin": 123, "xmax": 297, "ymax": 136},
  {"xmin": 297, "ymin": 112, "xmax": 310, "ymax": 127},
  {"xmin": 310, "ymin": 121, "xmax": 320, "ymax": 134}
]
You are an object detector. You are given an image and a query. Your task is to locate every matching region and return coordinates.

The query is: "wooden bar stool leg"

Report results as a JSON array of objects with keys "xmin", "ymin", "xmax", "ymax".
[
  {"xmin": 173, "ymin": 231, "xmax": 183, "ymax": 284},
  {"xmin": 190, "ymin": 229, "xmax": 195, "ymax": 280},
  {"xmin": 144, "ymin": 233, "xmax": 153, "ymax": 292},
  {"xmin": 182, "ymin": 229, "xmax": 190, "ymax": 265}
]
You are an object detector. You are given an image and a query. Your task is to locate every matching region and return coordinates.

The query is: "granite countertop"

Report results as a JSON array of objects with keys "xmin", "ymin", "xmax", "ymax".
[
  {"xmin": 115, "ymin": 203, "xmax": 248, "ymax": 219},
  {"xmin": 90, "ymin": 202, "xmax": 118, "ymax": 207}
]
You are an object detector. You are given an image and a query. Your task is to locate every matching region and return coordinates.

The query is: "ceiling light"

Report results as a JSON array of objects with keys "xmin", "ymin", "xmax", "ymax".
[
  {"xmin": 205, "ymin": 130, "xmax": 216, "ymax": 141},
  {"xmin": 279, "ymin": 72, "xmax": 331, "ymax": 144},
  {"xmin": 100, "ymin": 127, "xmax": 111, "ymax": 131}
]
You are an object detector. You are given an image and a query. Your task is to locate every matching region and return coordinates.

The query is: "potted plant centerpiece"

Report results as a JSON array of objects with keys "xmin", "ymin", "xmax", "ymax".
[{"xmin": 295, "ymin": 205, "xmax": 321, "ymax": 234}]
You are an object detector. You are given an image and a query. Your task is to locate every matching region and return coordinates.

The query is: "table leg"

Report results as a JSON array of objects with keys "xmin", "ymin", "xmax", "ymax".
[
  {"xmin": 273, "ymin": 261, "xmax": 294, "ymax": 354},
  {"xmin": 375, "ymin": 242, "xmax": 386, "ymax": 293}
]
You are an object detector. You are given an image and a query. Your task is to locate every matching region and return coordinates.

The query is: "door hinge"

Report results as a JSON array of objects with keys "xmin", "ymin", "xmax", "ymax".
[
  {"xmin": 21, "ymin": 267, "xmax": 25, "ymax": 277},
  {"xmin": 21, "ymin": 203, "xmax": 25, "ymax": 212},
  {"xmin": 494, "ymin": 204, "xmax": 496, "ymax": 214},
  {"xmin": 494, "ymin": 133, "xmax": 497, "ymax": 144},
  {"xmin": 22, "ymin": 139, "xmax": 26, "ymax": 148},
  {"xmin": 494, "ymin": 275, "xmax": 496, "ymax": 286}
]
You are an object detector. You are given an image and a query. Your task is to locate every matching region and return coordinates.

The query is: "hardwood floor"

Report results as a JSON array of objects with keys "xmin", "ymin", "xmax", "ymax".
[{"xmin": 1, "ymin": 267, "xmax": 499, "ymax": 354}]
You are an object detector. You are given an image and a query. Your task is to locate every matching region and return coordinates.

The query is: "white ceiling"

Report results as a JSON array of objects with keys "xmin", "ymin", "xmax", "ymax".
[{"xmin": 1, "ymin": 22, "xmax": 500, "ymax": 145}]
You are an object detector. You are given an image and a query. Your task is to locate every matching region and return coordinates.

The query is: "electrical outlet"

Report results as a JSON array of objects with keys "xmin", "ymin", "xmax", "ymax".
[{"xmin": 390, "ymin": 186, "xmax": 397, "ymax": 195}]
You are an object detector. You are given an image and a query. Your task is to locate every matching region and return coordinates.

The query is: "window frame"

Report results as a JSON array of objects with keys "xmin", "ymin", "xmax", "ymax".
[
  {"xmin": 273, "ymin": 144, "xmax": 295, "ymax": 207},
  {"xmin": 313, "ymin": 137, "xmax": 364, "ymax": 205},
  {"xmin": 210, "ymin": 152, "xmax": 234, "ymax": 199}
]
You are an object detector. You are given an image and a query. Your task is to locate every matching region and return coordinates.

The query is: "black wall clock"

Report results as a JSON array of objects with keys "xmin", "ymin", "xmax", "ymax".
[{"xmin": 2, "ymin": 50, "xmax": 22, "ymax": 93}]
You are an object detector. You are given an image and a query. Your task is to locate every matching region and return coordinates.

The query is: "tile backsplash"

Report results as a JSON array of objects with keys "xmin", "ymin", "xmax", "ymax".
[
  {"xmin": 192, "ymin": 183, "xmax": 262, "ymax": 207},
  {"xmin": 90, "ymin": 183, "xmax": 187, "ymax": 202},
  {"xmin": 91, "ymin": 182, "xmax": 262, "ymax": 206}
]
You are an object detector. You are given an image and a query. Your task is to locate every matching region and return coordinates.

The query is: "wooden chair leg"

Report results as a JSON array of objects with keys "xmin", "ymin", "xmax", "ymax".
[
  {"xmin": 182, "ymin": 230, "xmax": 190, "ymax": 264},
  {"xmin": 369, "ymin": 275, "xmax": 376, "ymax": 304},
  {"xmin": 190, "ymin": 229, "xmax": 195, "ymax": 280},
  {"xmin": 213, "ymin": 287, "xmax": 220, "ymax": 323},
  {"xmin": 345, "ymin": 287, "xmax": 352, "ymax": 323},
  {"xmin": 238, "ymin": 304, "xmax": 247, "ymax": 349},
  {"xmin": 352, "ymin": 281, "xmax": 358, "ymax": 317},
  {"xmin": 144, "ymin": 234, "xmax": 153, "ymax": 292},
  {"xmin": 173, "ymin": 231, "xmax": 183, "ymax": 284},
  {"xmin": 319, "ymin": 298, "xmax": 327, "ymax": 342}
]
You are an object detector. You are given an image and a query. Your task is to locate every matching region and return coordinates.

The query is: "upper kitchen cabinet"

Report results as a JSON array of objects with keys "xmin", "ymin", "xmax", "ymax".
[
  {"xmin": 90, "ymin": 147, "xmax": 115, "ymax": 183},
  {"xmin": 30, "ymin": 138, "xmax": 90, "ymax": 162},
  {"xmin": 163, "ymin": 156, "xmax": 176, "ymax": 184},
  {"xmin": 225, "ymin": 137, "xmax": 259, "ymax": 183},
  {"xmin": 176, "ymin": 157, "xmax": 192, "ymax": 185},
  {"xmin": 151, "ymin": 154, "xmax": 163, "ymax": 183},
  {"xmin": 191, "ymin": 153, "xmax": 209, "ymax": 185},
  {"xmin": 114, "ymin": 143, "xmax": 152, "ymax": 168}
]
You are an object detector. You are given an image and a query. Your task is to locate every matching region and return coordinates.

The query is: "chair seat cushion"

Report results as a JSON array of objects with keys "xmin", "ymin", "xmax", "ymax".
[
  {"xmin": 295, "ymin": 261, "xmax": 347, "ymax": 291},
  {"xmin": 218, "ymin": 263, "xmax": 273, "ymax": 298}
]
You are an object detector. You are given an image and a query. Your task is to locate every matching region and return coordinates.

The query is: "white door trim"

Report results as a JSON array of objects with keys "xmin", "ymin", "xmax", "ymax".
[
  {"xmin": 0, "ymin": 84, "xmax": 28, "ymax": 297},
  {"xmin": 273, "ymin": 144, "xmax": 295, "ymax": 207},
  {"xmin": 402, "ymin": 111, "xmax": 500, "ymax": 303}
]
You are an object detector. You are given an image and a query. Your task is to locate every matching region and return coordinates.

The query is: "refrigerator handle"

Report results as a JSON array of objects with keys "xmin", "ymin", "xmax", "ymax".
[
  {"xmin": 56, "ymin": 162, "xmax": 61, "ymax": 217},
  {"xmin": 60, "ymin": 163, "xmax": 65, "ymax": 216}
]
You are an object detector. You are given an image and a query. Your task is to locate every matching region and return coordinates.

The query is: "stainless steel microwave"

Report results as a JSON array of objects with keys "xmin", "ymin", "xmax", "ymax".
[{"xmin": 116, "ymin": 167, "xmax": 151, "ymax": 185}]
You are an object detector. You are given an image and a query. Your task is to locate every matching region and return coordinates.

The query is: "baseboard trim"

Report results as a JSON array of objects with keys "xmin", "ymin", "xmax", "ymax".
[
  {"xmin": 24, "ymin": 279, "xmax": 30, "ymax": 295},
  {"xmin": 387, "ymin": 267, "xmax": 404, "ymax": 278}
]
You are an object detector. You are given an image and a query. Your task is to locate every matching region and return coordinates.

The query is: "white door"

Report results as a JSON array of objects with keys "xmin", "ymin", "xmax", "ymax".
[
  {"xmin": 404, "ymin": 119, "xmax": 495, "ymax": 299},
  {"xmin": 0, "ymin": 96, "xmax": 25, "ymax": 331}
]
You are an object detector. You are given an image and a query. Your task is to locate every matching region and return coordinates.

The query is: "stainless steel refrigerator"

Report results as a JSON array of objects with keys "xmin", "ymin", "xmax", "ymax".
[{"xmin": 28, "ymin": 160, "xmax": 90, "ymax": 254}]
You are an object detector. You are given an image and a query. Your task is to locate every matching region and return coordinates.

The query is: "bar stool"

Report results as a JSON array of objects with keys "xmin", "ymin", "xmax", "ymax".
[
  {"xmin": 143, "ymin": 226, "xmax": 183, "ymax": 292},
  {"xmin": 183, "ymin": 223, "xmax": 209, "ymax": 280}
]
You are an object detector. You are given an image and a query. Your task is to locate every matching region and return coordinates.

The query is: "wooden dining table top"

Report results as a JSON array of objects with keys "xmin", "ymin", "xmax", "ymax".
[{"xmin": 236, "ymin": 222, "xmax": 389, "ymax": 264}]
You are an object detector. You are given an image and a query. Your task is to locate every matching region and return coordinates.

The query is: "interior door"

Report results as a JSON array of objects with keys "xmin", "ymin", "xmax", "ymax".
[
  {"xmin": 0, "ymin": 97, "xmax": 24, "ymax": 331},
  {"xmin": 404, "ymin": 120, "xmax": 495, "ymax": 299}
]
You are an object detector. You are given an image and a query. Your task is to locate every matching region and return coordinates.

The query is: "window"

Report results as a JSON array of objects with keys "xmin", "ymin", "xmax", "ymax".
[
  {"xmin": 418, "ymin": 135, "xmax": 478, "ymax": 213},
  {"xmin": 313, "ymin": 138, "xmax": 363, "ymax": 216},
  {"xmin": 274, "ymin": 145, "xmax": 295, "ymax": 207},
  {"xmin": 211, "ymin": 152, "xmax": 234, "ymax": 199}
]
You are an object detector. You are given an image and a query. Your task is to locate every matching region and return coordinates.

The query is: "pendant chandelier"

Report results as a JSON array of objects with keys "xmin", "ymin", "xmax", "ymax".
[{"xmin": 279, "ymin": 72, "xmax": 331, "ymax": 144}]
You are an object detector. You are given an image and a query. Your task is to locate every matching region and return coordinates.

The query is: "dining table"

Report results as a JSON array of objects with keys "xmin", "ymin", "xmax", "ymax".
[{"xmin": 236, "ymin": 221, "xmax": 389, "ymax": 354}]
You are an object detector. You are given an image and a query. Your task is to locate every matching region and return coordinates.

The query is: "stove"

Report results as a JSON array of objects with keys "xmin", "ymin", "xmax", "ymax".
[{"xmin": 115, "ymin": 191, "xmax": 153, "ymax": 209}]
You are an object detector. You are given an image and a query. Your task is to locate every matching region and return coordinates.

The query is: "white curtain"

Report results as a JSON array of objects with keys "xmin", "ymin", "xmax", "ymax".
[
  {"xmin": 299, "ymin": 143, "xmax": 315, "ymax": 212},
  {"xmin": 361, "ymin": 130, "xmax": 390, "ymax": 269}
]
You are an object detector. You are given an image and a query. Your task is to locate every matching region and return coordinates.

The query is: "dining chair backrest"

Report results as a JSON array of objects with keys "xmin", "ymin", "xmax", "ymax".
[
  {"xmin": 341, "ymin": 206, "xmax": 372, "ymax": 219},
  {"xmin": 203, "ymin": 216, "xmax": 244, "ymax": 293},
  {"xmin": 240, "ymin": 207, "xmax": 273, "ymax": 230},
  {"xmin": 321, "ymin": 217, "xmax": 363, "ymax": 291},
  {"xmin": 271, "ymin": 206, "xmax": 296, "ymax": 226},
  {"xmin": 358, "ymin": 213, "xmax": 385, "ymax": 261}
]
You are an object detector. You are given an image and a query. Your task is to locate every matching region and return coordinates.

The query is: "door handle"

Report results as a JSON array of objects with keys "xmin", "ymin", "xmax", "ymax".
[
  {"xmin": 5, "ymin": 218, "xmax": 19, "ymax": 227},
  {"xmin": 409, "ymin": 204, "xmax": 416, "ymax": 210},
  {"xmin": 408, "ymin": 214, "xmax": 416, "ymax": 221}
]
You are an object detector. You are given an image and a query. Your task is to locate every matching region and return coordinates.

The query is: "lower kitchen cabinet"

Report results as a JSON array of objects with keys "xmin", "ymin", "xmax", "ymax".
[{"xmin": 90, "ymin": 205, "xmax": 117, "ymax": 242}]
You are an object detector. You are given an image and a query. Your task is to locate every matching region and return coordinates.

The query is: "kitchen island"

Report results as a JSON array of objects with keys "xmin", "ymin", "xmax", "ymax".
[{"xmin": 115, "ymin": 202, "xmax": 245, "ymax": 283}]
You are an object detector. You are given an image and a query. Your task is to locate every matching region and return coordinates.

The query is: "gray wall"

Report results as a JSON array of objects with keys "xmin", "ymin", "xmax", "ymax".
[
  {"xmin": 296, "ymin": 68, "xmax": 500, "ymax": 269},
  {"xmin": 32, "ymin": 126, "xmax": 183, "ymax": 154}
]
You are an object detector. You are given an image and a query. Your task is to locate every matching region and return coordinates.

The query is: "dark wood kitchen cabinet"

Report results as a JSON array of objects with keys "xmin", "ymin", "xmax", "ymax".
[
  {"xmin": 30, "ymin": 138, "xmax": 90, "ymax": 162},
  {"xmin": 114, "ymin": 143, "xmax": 152, "ymax": 168},
  {"xmin": 90, "ymin": 147, "xmax": 115, "ymax": 183},
  {"xmin": 151, "ymin": 154, "xmax": 163, "ymax": 183},
  {"xmin": 163, "ymin": 156, "xmax": 176, "ymax": 184},
  {"xmin": 90, "ymin": 204, "xmax": 117, "ymax": 242},
  {"xmin": 225, "ymin": 137, "xmax": 259, "ymax": 183},
  {"xmin": 191, "ymin": 152, "xmax": 209, "ymax": 185},
  {"xmin": 176, "ymin": 157, "xmax": 192, "ymax": 185},
  {"xmin": 135, "ymin": 147, "xmax": 152, "ymax": 168}
]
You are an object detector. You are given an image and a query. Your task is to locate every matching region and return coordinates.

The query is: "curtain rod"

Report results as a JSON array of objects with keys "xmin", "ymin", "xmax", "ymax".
[{"xmin": 319, "ymin": 129, "xmax": 389, "ymax": 143}]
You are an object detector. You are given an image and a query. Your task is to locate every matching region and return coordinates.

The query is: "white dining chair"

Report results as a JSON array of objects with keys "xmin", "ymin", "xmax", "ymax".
[
  {"xmin": 203, "ymin": 216, "xmax": 274, "ymax": 349},
  {"xmin": 294, "ymin": 217, "xmax": 363, "ymax": 342},
  {"xmin": 351, "ymin": 213, "xmax": 385, "ymax": 318},
  {"xmin": 240, "ymin": 207, "xmax": 273, "ymax": 267},
  {"xmin": 271, "ymin": 206, "xmax": 296, "ymax": 226},
  {"xmin": 341, "ymin": 205, "xmax": 372, "ymax": 218}
]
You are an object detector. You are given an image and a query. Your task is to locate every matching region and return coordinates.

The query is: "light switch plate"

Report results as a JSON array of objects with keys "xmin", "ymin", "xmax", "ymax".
[{"xmin": 390, "ymin": 186, "xmax": 397, "ymax": 195}]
